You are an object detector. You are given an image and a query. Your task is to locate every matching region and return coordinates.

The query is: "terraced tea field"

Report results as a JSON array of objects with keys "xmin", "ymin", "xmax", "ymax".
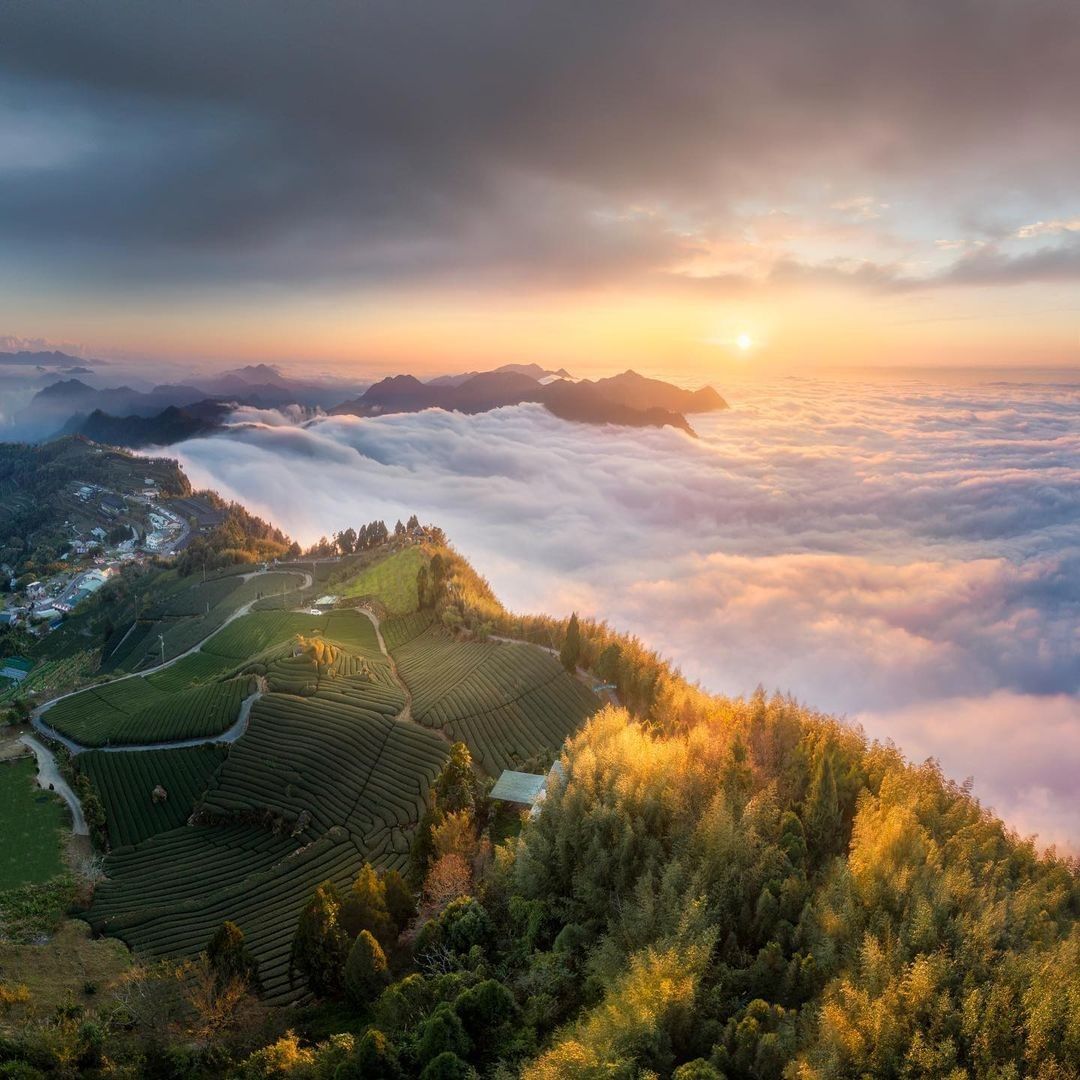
[
  {"xmin": 87, "ymin": 824, "xmax": 365, "ymax": 1005},
  {"xmin": 78, "ymin": 745, "xmax": 228, "ymax": 848},
  {"xmin": 104, "ymin": 569, "xmax": 311, "ymax": 672},
  {"xmin": 388, "ymin": 621, "xmax": 599, "ymax": 773},
  {"xmin": 68, "ymin": 556, "xmax": 600, "ymax": 1003},
  {"xmin": 44, "ymin": 676, "xmax": 251, "ymax": 748}
]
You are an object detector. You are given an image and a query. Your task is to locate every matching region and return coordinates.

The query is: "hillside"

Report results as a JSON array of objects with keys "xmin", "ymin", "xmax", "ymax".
[{"xmin": 0, "ymin": 509, "xmax": 1076, "ymax": 1077}]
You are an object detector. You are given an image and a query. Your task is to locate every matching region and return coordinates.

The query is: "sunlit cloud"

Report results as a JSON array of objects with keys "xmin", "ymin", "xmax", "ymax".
[{"xmin": 170, "ymin": 376, "xmax": 1080, "ymax": 850}]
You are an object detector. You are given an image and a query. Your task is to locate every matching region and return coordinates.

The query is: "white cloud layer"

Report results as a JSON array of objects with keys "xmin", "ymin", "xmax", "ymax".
[{"xmin": 171, "ymin": 376, "xmax": 1080, "ymax": 851}]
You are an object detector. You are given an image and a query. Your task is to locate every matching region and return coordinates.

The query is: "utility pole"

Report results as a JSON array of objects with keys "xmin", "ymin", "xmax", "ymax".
[{"xmin": 159, "ymin": 633, "xmax": 165, "ymax": 666}]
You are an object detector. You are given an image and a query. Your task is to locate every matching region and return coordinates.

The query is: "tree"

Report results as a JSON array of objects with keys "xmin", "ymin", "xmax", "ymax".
[
  {"xmin": 560, "ymin": 612, "xmax": 582, "ymax": 673},
  {"xmin": 802, "ymin": 747, "xmax": 840, "ymax": 857},
  {"xmin": 432, "ymin": 810, "xmax": 478, "ymax": 864},
  {"xmin": 433, "ymin": 742, "xmax": 480, "ymax": 815},
  {"xmin": 383, "ymin": 868, "xmax": 417, "ymax": 932},
  {"xmin": 454, "ymin": 979, "xmax": 516, "ymax": 1047},
  {"xmin": 596, "ymin": 642, "xmax": 622, "ymax": 685},
  {"xmin": 395, "ymin": 519, "xmax": 406, "ymax": 537},
  {"xmin": 348, "ymin": 1029, "xmax": 400, "ymax": 1078},
  {"xmin": 290, "ymin": 881, "xmax": 349, "ymax": 998},
  {"xmin": 417, "ymin": 1002, "xmax": 470, "ymax": 1067},
  {"xmin": 340, "ymin": 863, "xmax": 395, "ymax": 948},
  {"xmin": 207, "ymin": 920, "xmax": 260, "ymax": 991},
  {"xmin": 423, "ymin": 853, "xmax": 472, "ymax": 911},
  {"xmin": 421, "ymin": 1052, "xmax": 475, "ymax": 1080},
  {"xmin": 417, "ymin": 565, "xmax": 431, "ymax": 610},
  {"xmin": 344, "ymin": 930, "xmax": 389, "ymax": 1007},
  {"xmin": 407, "ymin": 514, "xmax": 420, "ymax": 532}
]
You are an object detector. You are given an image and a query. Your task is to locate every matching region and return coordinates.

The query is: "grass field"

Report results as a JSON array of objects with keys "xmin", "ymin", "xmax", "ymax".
[
  {"xmin": 0, "ymin": 757, "xmax": 67, "ymax": 890},
  {"xmin": 0, "ymin": 920, "xmax": 131, "ymax": 1028},
  {"xmin": 338, "ymin": 545, "xmax": 426, "ymax": 613}
]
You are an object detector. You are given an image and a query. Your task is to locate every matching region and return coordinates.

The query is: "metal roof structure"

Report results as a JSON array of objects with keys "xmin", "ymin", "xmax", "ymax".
[{"xmin": 489, "ymin": 770, "xmax": 548, "ymax": 805}]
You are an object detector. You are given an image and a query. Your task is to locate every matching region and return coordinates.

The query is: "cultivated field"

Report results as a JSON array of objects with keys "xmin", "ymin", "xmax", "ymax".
[
  {"xmin": 78, "ymin": 745, "xmax": 228, "ymax": 848},
  {"xmin": 388, "ymin": 622, "xmax": 600, "ymax": 773},
  {"xmin": 72, "ymin": 552, "xmax": 600, "ymax": 1003},
  {"xmin": 338, "ymin": 545, "xmax": 426, "ymax": 613},
  {"xmin": 45, "ymin": 676, "xmax": 251, "ymax": 748}
]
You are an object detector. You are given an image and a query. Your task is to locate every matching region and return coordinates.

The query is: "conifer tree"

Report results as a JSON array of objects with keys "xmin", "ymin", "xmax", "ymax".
[
  {"xmin": 340, "ymin": 863, "xmax": 395, "ymax": 948},
  {"xmin": 560, "ymin": 612, "xmax": 582, "ymax": 673},
  {"xmin": 207, "ymin": 920, "xmax": 260, "ymax": 991},
  {"xmin": 344, "ymin": 929, "xmax": 389, "ymax": 1007},
  {"xmin": 290, "ymin": 881, "xmax": 349, "ymax": 997},
  {"xmin": 383, "ymin": 868, "xmax": 417, "ymax": 931}
]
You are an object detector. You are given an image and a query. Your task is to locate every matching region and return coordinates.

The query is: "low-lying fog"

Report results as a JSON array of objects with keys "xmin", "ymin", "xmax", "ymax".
[{"xmin": 170, "ymin": 375, "xmax": 1080, "ymax": 853}]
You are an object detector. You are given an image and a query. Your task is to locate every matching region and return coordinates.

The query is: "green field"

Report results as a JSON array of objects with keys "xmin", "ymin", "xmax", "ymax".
[
  {"xmin": 338, "ymin": 545, "xmax": 426, "ymax": 613},
  {"xmin": 100, "ymin": 569, "xmax": 311, "ymax": 673},
  {"xmin": 0, "ymin": 757, "xmax": 67, "ymax": 890},
  {"xmin": 73, "ymin": 550, "xmax": 601, "ymax": 1003},
  {"xmin": 87, "ymin": 617, "xmax": 446, "ymax": 1001}
]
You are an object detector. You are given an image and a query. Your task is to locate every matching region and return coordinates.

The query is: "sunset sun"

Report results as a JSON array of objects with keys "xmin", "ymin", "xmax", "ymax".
[{"xmin": 737, "ymin": 332, "xmax": 753, "ymax": 350}]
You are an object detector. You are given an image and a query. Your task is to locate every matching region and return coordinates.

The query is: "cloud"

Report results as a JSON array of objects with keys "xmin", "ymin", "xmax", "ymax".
[
  {"xmin": 4, "ymin": 0, "xmax": 1080, "ymax": 294},
  {"xmin": 1016, "ymin": 218, "xmax": 1080, "ymax": 239},
  {"xmin": 860, "ymin": 693, "xmax": 1080, "ymax": 855},
  {"xmin": 169, "ymin": 376, "xmax": 1080, "ymax": 848}
]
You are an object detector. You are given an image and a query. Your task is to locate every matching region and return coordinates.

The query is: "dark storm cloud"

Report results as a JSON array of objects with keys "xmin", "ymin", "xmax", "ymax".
[{"xmin": 4, "ymin": 0, "xmax": 1080, "ymax": 289}]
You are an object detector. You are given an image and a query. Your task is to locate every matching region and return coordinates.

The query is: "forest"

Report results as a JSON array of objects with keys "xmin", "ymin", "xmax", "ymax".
[{"xmin": 1, "ymin": 537, "xmax": 1077, "ymax": 1079}]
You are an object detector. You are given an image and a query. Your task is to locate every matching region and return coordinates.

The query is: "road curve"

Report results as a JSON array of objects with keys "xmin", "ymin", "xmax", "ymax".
[
  {"xmin": 19, "ymin": 733, "xmax": 88, "ymax": 835},
  {"xmin": 32, "ymin": 568, "xmax": 311, "ymax": 743}
]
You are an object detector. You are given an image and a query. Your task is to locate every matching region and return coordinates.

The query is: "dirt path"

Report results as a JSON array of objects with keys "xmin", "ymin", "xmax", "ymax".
[
  {"xmin": 18, "ymin": 733, "xmax": 88, "ymax": 836},
  {"xmin": 356, "ymin": 607, "xmax": 415, "ymax": 725}
]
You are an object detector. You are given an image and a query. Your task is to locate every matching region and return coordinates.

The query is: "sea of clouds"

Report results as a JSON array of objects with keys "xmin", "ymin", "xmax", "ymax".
[{"xmin": 172, "ymin": 376, "xmax": 1080, "ymax": 852}]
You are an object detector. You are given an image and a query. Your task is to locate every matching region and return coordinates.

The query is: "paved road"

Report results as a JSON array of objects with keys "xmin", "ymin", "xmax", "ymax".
[
  {"xmin": 18, "ymin": 733, "xmax": 88, "ymax": 835},
  {"xmin": 33, "ymin": 567, "xmax": 311, "ymax": 736},
  {"xmin": 26, "ymin": 566, "xmax": 314, "ymax": 842}
]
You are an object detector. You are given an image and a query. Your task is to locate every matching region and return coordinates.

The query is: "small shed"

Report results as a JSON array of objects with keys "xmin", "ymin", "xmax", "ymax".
[
  {"xmin": 490, "ymin": 770, "xmax": 547, "ymax": 806},
  {"xmin": 490, "ymin": 761, "xmax": 567, "ymax": 818}
]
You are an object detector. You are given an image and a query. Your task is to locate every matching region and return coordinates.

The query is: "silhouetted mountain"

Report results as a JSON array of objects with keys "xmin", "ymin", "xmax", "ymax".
[
  {"xmin": 330, "ymin": 366, "xmax": 720, "ymax": 433},
  {"xmin": 428, "ymin": 362, "xmax": 574, "ymax": 388},
  {"xmin": 31, "ymin": 379, "xmax": 209, "ymax": 422},
  {"xmin": 538, "ymin": 379, "xmax": 696, "ymax": 434},
  {"xmin": 0, "ymin": 348, "xmax": 99, "ymax": 367},
  {"xmin": 62, "ymin": 403, "xmax": 231, "ymax": 448},
  {"xmin": 585, "ymin": 370, "xmax": 728, "ymax": 413}
]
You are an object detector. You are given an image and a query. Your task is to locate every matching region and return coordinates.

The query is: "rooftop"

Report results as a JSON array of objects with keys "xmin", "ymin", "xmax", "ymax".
[{"xmin": 490, "ymin": 770, "xmax": 548, "ymax": 805}]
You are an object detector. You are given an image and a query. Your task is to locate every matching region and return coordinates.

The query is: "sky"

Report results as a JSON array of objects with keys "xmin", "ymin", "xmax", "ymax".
[
  {"xmin": 173, "ymin": 377, "xmax": 1080, "ymax": 853},
  {"xmin": 3, "ymin": 0, "xmax": 1080, "ymax": 376}
]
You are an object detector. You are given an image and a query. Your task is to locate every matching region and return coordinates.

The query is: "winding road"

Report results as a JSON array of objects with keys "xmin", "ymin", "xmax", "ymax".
[{"xmin": 25, "ymin": 567, "xmax": 312, "ymax": 828}]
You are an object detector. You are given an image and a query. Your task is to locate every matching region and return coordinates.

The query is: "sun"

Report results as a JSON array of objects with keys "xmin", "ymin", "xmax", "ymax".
[{"xmin": 736, "ymin": 332, "xmax": 753, "ymax": 351}]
